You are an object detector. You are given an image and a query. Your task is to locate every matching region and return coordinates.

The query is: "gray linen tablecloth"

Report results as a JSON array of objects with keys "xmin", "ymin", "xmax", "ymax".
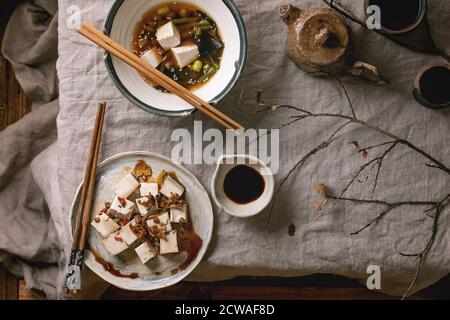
[{"xmin": 1, "ymin": 0, "xmax": 449, "ymax": 299}]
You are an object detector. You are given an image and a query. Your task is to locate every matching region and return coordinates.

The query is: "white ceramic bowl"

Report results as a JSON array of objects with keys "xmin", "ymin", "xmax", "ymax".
[
  {"xmin": 70, "ymin": 152, "xmax": 213, "ymax": 291},
  {"xmin": 211, "ymin": 155, "xmax": 275, "ymax": 218},
  {"xmin": 104, "ymin": 0, "xmax": 247, "ymax": 117}
]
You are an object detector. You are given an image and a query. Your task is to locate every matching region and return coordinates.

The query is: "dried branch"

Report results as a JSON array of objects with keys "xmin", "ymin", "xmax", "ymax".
[
  {"xmin": 266, "ymin": 120, "xmax": 353, "ymax": 224},
  {"xmin": 333, "ymin": 75, "xmax": 357, "ymax": 119},
  {"xmin": 325, "ymin": 194, "xmax": 437, "ymax": 235},
  {"xmin": 260, "ymin": 106, "xmax": 450, "ymax": 175},
  {"xmin": 399, "ymin": 193, "xmax": 450, "ymax": 300},
  {"xmin": 257, "ymin": 68, "xmax": 450, "ymax": 298}
]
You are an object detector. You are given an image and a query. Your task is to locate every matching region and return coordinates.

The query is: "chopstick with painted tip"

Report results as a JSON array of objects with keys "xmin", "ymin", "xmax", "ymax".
[
  {"xmin": 77, "ymin": 23, "xmax": 244, "ymax": 132},
  {"xmin": 65, "ymin": 102, "xmax": 106, "ymax": 294}
]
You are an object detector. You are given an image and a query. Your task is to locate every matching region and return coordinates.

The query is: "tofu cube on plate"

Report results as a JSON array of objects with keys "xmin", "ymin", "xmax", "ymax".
[
  {"xmin": 91, "ymin": 213, "xmax": 120, "ymax": 238},
  {"xmin": 114, "ymin": 173, "xmax": 140, "ymax": 198},
  {"xmin": 146, "ymin": 212, "xmax": 172, "ymax": 235},
  {"xmin": 170, "ymin": 204, "xmax": 189, "ymax": 224},
  {"xmin": 109, "ymin": 196, "xmax": 136, "ymax": 221},
  {"xmin": 160, "ymin": 230, "xmax": 179, "ymax": 255},
  {"xmin": 135, "ymin": 241, "xmax": 157, "ymax": 264},
  {"xmin": 119, "ymin": 218, "xmax": 145, "ymax": 246},
  {"xmin": 171, "ymin": 44, "xmax": 199, "ymax": 68},
  {"xmin": 102, "ymin": 232, "xmax": 129, "ymax": 256},
  {"xmin": 140, "ymin": 182, "xmax": 159, "ymax": 197},
  {"xmin": 156, "ymin": 21, "xmax": 181, "ymax": 50},
  {"xmin": 141, "ymin": 47, "xmax": 163, "ymax": 68},
  {"xmin": 136, "ymin": 197, "xmax": 152, "ymax": 217},
  {"xmin": 160, "ymin": 175, "xmax": 184, "ymax": 199}
]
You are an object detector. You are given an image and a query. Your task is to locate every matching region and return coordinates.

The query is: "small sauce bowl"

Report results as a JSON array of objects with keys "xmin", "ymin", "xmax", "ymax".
[{"xmin": 211, "ymin": 155, "xmax": 275, "ymax": 218}]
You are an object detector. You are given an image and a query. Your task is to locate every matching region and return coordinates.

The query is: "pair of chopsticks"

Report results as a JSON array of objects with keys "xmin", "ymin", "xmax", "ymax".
[
  {"xmin": 77, "ymin": 23, "xmax": 244, "ymax": 132},
  {"xmin": 65, "ymin": 102, "xmax": 106, "ymax": 294}
]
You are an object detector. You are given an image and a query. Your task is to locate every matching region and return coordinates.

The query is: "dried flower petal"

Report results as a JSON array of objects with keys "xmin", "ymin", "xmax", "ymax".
[{"xmin": 314, "ymin": 183, "xmax": 327, "ymax": 194}]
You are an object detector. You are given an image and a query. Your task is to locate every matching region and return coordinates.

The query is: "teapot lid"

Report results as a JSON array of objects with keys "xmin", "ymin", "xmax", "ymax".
[{"xmin": 299, "ymin": 11, "xmax": 350, "ymax": 66}]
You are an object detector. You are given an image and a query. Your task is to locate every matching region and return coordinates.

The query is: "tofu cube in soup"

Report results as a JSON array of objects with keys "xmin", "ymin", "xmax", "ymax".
[
  {"xmin": 91, "ymin": 213, "xmax": 120, "ymax": 238},
  {"xmin": 171, "ymin": 44, "xmax": 199, "ymax": 68},
  {"xmin": 119, "ymin": 218, "xmax": 145, "ymax": 246},
  {"xmin": 102, "ymin": 232, "xmax": 129, "ymax": 256},
  {"xmin": 156, "ymin": 21, "xmax": 181, "ymax": 50},
  {"xmin": 109, "ymin": 196, "xmax": 135, "ymax": 221},
  {"xmin": 160, "ymin": 176, "xmax": 184, "ymax": 199},
  {"xmin": 140, "ymin": 182, "xmax": 159, "ymax": 197},
  {"xmin": 160, "ymin": 230, "xmax": 179, "ymax": 255},
  {"xmin": 114, "ymin": 173, "xmax": 140, "ymax": 198},
  {"xmin": 146, "ymin": 212, "xmax": 172, "ymax": 235},
  {"xmin": 170, "ymin": 204, "xmax": 188, "ymax": 224},
  {"xmin": 141, "ymin": 47, "xmax": 163, "ymax": 68},
  {"xmin": 135, "ymin": 241, "xmax": 157, "ymax": 264}
]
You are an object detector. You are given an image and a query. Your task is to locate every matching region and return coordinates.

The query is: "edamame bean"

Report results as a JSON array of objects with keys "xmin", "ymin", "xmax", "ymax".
[
  {"xmin": 192, "ymin": 60, "xmax": 203, "ymax": 72},
  {"xmin": 157, "ymin": 6, "xmax": 170, "ymax": 16},
  {"xmin": 179, "ymin": 9, "xmax": 189, "ymax": 17}
]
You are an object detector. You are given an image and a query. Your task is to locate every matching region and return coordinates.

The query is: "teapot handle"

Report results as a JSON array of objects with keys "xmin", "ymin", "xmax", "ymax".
[{"xmin": 348, "ymin": 61, "xmax": 388, "ymax": 86}]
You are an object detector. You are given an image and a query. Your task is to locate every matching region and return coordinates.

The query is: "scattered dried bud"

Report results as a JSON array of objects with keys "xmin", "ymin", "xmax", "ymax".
[
  {"xmin": 256, "ymin": 89, "xmax": 264, "ymax": 105},
  {"xmin": 349, "ymin": 141, "xmax": 360, "ymax": 149},
  {"xmin": 114, "ymin": 235, "xmax": 123, "ymax": 242},
  {"xmin": 288, "ymin": 223, "xmax": 296, "ymax": 237},
  {"xmin": 94, "ymin": 217, "xmax": 101, "ymax": 223},
  {"xmin": 314, "ymin": 183, "xmax": 327, "ymax": 194}
]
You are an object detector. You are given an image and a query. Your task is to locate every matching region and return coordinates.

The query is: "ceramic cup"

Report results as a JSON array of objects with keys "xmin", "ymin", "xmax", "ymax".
[
  {"xmin": 211, "ymin": 155, "xmax": 275, "ymax": 218},
  {"xmin": 413, "ymin": 63, "xmax": 450, "ymax": 109},
  {"xmin": 364, "ymin": 0, "xmax": 426, "ymax": 35}
]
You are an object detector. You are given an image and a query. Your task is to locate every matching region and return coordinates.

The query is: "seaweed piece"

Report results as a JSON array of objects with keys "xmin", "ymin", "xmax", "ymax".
[{"xmin": 198, "ymin": 32, "xmax": 224, "ymax": 56}]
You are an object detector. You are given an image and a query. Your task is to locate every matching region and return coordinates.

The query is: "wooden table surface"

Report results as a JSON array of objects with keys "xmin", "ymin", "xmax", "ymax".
[{"xmin": 1, "ymin": 1, "xmax": 449, "ymax": 300}]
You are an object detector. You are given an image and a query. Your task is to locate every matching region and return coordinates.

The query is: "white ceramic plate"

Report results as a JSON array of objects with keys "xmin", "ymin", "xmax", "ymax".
[
  {"xmin": 104, "ymin": 0, "xmax": 247, "ymax": 117},
  {"xmin": 70, "ymin": 152, "xmax": 213, "ymax": 291}
]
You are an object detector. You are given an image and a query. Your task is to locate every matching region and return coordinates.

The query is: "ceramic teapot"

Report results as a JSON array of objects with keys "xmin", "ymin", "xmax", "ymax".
[{"xmin": 279, "ymin": 4, "xmax": 387, "ymax": 86}]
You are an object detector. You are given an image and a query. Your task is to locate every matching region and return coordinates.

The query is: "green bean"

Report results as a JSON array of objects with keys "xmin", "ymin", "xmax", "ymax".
[
  {"xmin": 198, "ymin": 66, "xmax": 216, "ymax": 83},
  {"xmin": 194, "ymin": 26, "xmax": 202, "ymax": 37},
  {"xmin": 208, "ymin": 54, "xmax": 220, "ymax": 69},
  {"xmin": 203, "ymin": 64, "xmax": 211, "ymax": 73},
  {"xmin": 172, "ymin": 17, "xmax": 200, "ymax": 25},
  {"xmin": 192, "ymin": 60, "xmax": 203, "ymax": 72}
]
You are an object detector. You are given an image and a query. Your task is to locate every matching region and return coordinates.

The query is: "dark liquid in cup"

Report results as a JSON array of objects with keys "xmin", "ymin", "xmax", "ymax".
[
  {"xmin": 369, "ymin": 0, "xmax": 422, "ymax": 31},
  {"xmin": 223, "ymin": 165, "xmax": 265, "ymax": 205},
  {"xmin": 420, "ymin": 67, "xmax": 450, "ymax": 105}
]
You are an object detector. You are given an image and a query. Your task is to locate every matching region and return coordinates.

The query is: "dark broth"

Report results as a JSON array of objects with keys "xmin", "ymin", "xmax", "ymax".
[
  {"xmin": 223, "ymin": 165, "xmax": 265, "ymax": 205},
  {"xmin": 369, "ymin": 0, "xmax": 422, "ymax": 31},
  {"xmin": 420, "ymin": 67, "xmax": 450, "ymax": 105},
  {"xmin": 132, "ymin": 2, "xmax": 224, "ymax": 91}
]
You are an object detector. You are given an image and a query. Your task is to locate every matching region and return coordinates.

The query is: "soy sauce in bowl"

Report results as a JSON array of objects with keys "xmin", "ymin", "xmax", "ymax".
[{"xmin": 223, "ymin": 165, "xmax": 265, "ymax": 205}]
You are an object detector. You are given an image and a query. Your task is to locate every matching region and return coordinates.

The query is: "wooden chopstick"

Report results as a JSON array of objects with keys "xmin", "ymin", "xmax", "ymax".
[
  {"xmin": 82, "ymin": 23, "xmax": 244, "ymax": 131},
  {"xmin": 65, "ymin": 102, "xmax": 106, "ymax": 294},
  {"xmin": 79, "ymin": 102, "xmax": 106, "ymax": 251},
  {"xmin": 71, "ymin": 102, "xmax": 106, "ymax": 251},
  {"xmin": 77, "ymin": 23, "xmax": 244, "ymax": 132}
]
